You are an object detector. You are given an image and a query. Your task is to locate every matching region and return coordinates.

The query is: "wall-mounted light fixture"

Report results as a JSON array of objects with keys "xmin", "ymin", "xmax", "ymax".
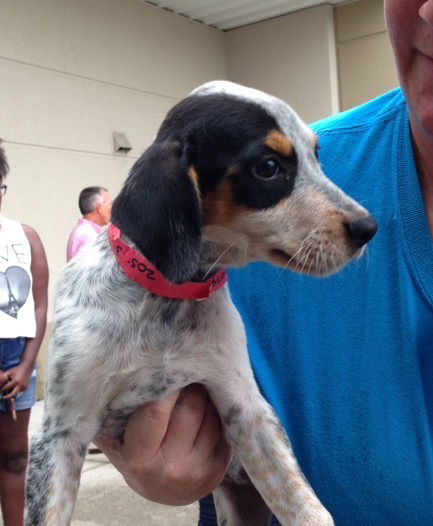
[{"xmin": 113, "ymin": 132, "xmax": 132, "ymax": 153}]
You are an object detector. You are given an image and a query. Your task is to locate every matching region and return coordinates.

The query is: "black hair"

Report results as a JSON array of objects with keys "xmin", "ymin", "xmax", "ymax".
[{"xmin": 0, "ymin": 142, "xmax": 9, "ymax": 184}]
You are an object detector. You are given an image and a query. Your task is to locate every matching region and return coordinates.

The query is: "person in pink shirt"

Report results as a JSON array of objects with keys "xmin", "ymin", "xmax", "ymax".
[{"xmin": 66, "ymin": 186, "xmax": 112, "ymax": 261}]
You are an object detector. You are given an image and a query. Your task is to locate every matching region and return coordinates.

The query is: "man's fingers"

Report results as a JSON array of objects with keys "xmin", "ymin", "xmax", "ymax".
[
  {"xmin": 214, "ymin": 433, "xmax": 233, "ymax": 468},
  {"xmin": 94, "ymin": 386, "xmax": 232, "ymax": 506},
  {"xmin": 95, "ymin": 435, "xmax": 124, "ymax": 469},
  {"xmin": 162, "ymin": 384, "xmax": 209, "ymax": 456},
  {"xmin": 193, "ymin": 396, "xmax": 227, "ymax": 457},
  {"xmin": 122, "ymin": 389, "xmax": 181, "ymax": 462},
  {"xmin": 95, "ymin": 435, "xmax": 121, "ymax": 455}
]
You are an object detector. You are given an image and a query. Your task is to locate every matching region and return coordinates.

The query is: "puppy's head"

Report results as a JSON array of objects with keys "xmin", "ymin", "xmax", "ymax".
[{"xmin": 112, "ymin": 81, "xmax": 377, "ymax": 283}]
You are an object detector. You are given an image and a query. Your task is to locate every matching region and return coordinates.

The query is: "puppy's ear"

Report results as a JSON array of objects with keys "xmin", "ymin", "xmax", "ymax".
[{"xmin": 111, "ymin": 140, "xmax": 202, "ymax": 283}]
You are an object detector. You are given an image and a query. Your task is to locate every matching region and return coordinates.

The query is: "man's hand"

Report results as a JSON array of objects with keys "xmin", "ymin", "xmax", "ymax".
[{"xmin": 96, "ymin": 384, "xmax": 232, "ymax": 505}]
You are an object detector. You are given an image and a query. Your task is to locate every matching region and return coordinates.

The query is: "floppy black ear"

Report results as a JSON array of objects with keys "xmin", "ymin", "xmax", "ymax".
[{"xmin": 111, "ymin": 140, "xmax": 202, "ymax": 284}]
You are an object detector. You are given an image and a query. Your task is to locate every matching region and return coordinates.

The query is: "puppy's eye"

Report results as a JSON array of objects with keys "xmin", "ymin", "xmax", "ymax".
[{"xmin": 253, "ymin": 158, "xmax": 282, "ymax": 179}]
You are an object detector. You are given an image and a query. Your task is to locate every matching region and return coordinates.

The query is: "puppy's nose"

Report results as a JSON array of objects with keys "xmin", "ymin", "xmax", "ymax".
[{"xmin": 345, "ymin": 216, "xmax": 378, "ymax": 248}]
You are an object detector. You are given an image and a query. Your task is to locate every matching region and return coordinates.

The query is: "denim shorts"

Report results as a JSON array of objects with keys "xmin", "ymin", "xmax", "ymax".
[{"xmin": 0, "ymin": 337, "xmax": 37, "ymax": 416}]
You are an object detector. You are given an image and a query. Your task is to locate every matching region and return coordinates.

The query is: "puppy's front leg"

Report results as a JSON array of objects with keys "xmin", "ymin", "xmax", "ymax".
[
  {"xmin": 25, "ymin": 368, "xmax": 106, "ymax": 525},
  {"xmin": 206, "ymin": 370, "xmax": 334, "ymax": 526},
  {"xmin": 26, "ymin": 429, "xmax": 90, "ymax": 526}
]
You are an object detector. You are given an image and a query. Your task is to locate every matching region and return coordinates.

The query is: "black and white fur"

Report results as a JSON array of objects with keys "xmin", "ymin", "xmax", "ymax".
[{"xmin": 25, "ymin": 81, "xmax": 377, "ymax": 526}]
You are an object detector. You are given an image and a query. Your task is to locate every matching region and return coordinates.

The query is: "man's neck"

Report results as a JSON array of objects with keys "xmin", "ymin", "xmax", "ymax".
[
  {"xmin": 83, "ymin": 212, "xmax": 104, "ymax": 227},
  {"xmin": 411, "ymin": 120, "xmax": 433, "ymax": 234}
]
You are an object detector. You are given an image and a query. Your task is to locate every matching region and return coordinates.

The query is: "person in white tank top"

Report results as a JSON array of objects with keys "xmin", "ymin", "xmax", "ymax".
[{"xmin": 0, "ymin": 142, "xmax": 49, "ymax": 526}]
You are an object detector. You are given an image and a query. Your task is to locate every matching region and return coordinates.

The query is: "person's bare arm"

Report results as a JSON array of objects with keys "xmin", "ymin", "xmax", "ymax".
[
  {"xmin": 1, "ymin": 225, "xmax": 48, "ymax": 399},
  {"xmin": 96, "ymin": 384, "xmax": 232, "ymax": 505}
]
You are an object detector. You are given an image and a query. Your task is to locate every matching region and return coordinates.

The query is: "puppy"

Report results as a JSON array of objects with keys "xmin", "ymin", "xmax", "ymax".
[{"xmin": 25, "ymin": 81, "xmax": 377, "ymax": 526}]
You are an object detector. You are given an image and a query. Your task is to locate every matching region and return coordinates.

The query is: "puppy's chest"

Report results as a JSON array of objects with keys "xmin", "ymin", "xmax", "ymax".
[
  {"xmin": 98, "ymin": 293, "xmax": 240, "ymax": 436},
  {"xmin": 135, "ymin": 295, "xmax": 222, "ymax": 354}
]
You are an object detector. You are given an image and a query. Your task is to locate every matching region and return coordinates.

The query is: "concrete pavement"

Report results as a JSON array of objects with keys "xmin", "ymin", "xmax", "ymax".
[{"xmin": 2, "ymin": 401, "xmax": 199, "ymax": 526}]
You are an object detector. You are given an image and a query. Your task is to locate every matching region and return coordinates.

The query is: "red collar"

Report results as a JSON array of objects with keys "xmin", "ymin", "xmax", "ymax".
[{"xmin": 108, "ymin": 224, "xmax": 227, "ymax": 300}]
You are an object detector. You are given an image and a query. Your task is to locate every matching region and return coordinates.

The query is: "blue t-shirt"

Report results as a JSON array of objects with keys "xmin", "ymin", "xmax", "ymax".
[{"xmin": 200, "ymin": 89, "xmax": 433, "ymax": 525}]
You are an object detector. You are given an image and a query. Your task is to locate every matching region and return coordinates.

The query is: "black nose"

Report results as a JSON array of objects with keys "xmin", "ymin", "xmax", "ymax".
[{"xmin": 345, "ymin": 216, "xmax": 378, "ymax": 248}]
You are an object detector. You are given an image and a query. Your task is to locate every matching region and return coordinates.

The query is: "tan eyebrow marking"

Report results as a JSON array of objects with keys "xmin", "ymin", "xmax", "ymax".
[
  {"xmin": 188, "ymin": 167, "xmax": 201, "ymax": 201},
  {"xmin": 202, "ymin": 179, "xmax": 243, "ymax": 225},
  {"xmin": 265, "ymin": 130, "xmax": 293, "ymax": 157}
]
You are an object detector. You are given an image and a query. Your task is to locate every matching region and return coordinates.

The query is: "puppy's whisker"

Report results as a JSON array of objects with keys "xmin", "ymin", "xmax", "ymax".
[
  {"xmin": 315, "ymin": 248, "xmax": 321, "ymax": 272},
  {"xmin": 202, "ymin": 242, "xmax": 236, "ymax": 280},
  {"xmin": 299, "ymin": 246, "xmax": 313, "ymax": 274},
  {"xmin": 306, "ymin": 250, "xmax": 315, "ymax": 274},
  {"xmin": 278, "ymin": 233, "xmax": 315, "ymax": 279}
]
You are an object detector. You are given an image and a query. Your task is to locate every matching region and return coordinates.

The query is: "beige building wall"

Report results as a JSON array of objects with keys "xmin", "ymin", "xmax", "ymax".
[
  {"xmin": 225, "ymin": 0, "xmax": 399, "ymax": 120},
  {"xmin": 225, "ymin": 5, "xmax": 339, "ymax": 123},
  {"xmin": 335, "ymin": 0, "xmax": 399, "ymax": 110}
]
